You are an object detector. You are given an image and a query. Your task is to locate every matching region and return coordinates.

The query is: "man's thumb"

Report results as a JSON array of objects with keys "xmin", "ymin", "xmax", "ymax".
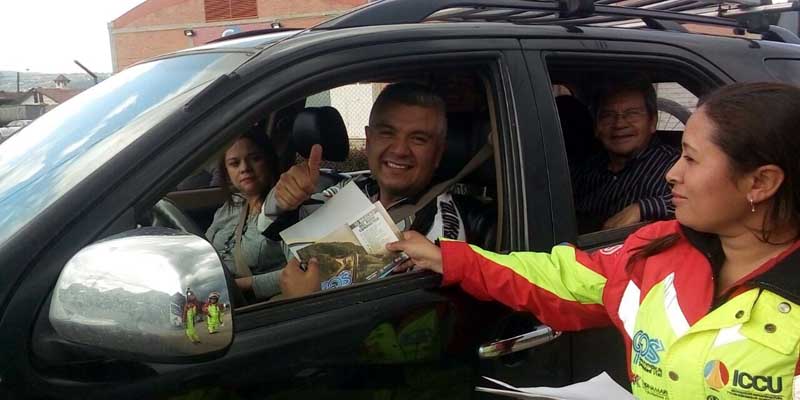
[
  {"xmin": 307, "ymin": 144, "xmax": 323, "ymax": 177},
  {"xmin": 385, "ymin": 240, "xmax": 403, "ymax": 252}
]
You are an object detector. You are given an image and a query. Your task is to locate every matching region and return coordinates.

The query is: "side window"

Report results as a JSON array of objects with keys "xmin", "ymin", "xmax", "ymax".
[
  {"xmin": 547, "ymin": 61, "xmax": 705, "ymax": 237},
  {"xmin": 167, "ymin": 68, "xmax": 500, "ymax": 308}
]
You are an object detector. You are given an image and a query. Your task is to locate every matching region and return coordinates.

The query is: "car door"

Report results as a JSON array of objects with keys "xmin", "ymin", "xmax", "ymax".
[
  {"xmin": 521, "ymin": 36, "xmax": 735, "ymax": 387},
  {"xmin": 5, "ymin": 30, "xmax": 555, "ymax": 400}
]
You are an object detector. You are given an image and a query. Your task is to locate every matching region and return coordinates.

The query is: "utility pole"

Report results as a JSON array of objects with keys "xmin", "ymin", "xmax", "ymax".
[{"xmin": 73, "ymin": 60, "xmax": 98, "ymax": 85}]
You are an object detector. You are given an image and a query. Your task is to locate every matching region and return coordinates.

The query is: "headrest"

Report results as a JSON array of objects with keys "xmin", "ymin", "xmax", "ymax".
[
  {"xmin": 556, "ymin": 95, "xmax": 601, "ymax": 164},
  {"xmin": 291, "ymin": 106, "xmax": 349, "ymax": 162},
  {"xmin": 555, "ymin": 95, "xmax": 593, "ymax": 133}
]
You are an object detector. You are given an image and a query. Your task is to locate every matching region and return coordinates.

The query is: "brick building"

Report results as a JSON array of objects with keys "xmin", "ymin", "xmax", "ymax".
[{"xmin": 108, "ymin": 0, "xmax": 367, "ymax": 72}]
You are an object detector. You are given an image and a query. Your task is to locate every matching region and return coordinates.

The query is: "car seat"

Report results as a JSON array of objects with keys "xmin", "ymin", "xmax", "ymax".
[
  {"xmin": 291, "ymin": 106, "xmax": 350, "ymax": 190},
  {"xmin": 555, "ymin": 95, "xmax": 601, "ymax": 168},
  {"xmin": 434, "ymin": 111, "xmax": 497, "ymax": 250}
]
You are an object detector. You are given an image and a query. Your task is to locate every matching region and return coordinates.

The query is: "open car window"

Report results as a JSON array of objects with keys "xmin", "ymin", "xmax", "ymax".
[
  {"xmin": 163, "ymin": 67, "xmax": 502, "ymax": 309},
  {"xmin": 545, "ymin": 58, "xmax": 708, "ymax": 240}
]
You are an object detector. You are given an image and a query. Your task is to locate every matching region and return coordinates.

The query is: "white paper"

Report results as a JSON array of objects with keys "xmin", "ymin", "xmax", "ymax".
[
  {"xmin": 348, "ymin": 202, "xmax": 402, "ymax": 255},
  {"xmin": 280, "ymin": 181, "xmax": 373, "ymax": 256},
  {"xmin": 475, "ymin": 373, "xmax": 634, "ymax": 400}
]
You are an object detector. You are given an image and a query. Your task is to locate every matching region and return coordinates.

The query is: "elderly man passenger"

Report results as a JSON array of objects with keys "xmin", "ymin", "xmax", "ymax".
[{"xmin": 572, "ymin": 77, "xmax": 680, "ymax": 231}]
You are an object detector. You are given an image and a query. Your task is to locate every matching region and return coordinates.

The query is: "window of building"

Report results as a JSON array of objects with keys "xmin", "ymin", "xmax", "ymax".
[{"xmin": 204, "ymin": 0, "xmax": 258, "ymax": 22}]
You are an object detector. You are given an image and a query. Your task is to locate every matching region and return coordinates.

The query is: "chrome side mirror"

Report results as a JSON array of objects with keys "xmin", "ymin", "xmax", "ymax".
[{"xmin": 49, "ymin": 227, "xmax": 233, "ymax": 362}]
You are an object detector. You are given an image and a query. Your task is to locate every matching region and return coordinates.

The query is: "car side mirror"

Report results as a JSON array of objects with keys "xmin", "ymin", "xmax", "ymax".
[{"xmin": 49, "ymin": 227, "xmax": 233, "ymax": 363}]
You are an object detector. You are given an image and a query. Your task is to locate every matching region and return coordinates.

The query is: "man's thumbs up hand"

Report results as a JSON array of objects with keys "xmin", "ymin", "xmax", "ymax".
[{"xmin": 275, "ymin": 144, "xmax": 323, "ymax": 211}]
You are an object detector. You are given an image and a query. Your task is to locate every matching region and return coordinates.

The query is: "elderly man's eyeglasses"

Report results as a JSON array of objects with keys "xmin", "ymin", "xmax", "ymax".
[{"xmin": 597, "ymin": 108, "xmax": 648, "ymax": 125}]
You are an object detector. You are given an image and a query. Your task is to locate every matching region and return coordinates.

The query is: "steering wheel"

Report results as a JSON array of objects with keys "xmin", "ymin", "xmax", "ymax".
[{"xmin": 150, "ymin": 198, "xmax": 205, "ymax": 237}]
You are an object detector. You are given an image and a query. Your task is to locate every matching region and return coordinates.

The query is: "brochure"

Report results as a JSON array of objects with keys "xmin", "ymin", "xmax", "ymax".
[
  {"xmin": 475, "ymin": 372, "xmax": 634, "ymax": 400},
  {"xmin": 280, "ymin": 181, "xmax": 408, "ymax": 290}
]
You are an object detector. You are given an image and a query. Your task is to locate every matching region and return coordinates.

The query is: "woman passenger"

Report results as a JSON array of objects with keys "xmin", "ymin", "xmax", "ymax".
[
  {"xmin": 388, "ymin": 82, "xmax": 800, "ymax": 399},
  {"xmin": 206, "ymin": 131, "xmax": 285, "ymax": 300}
]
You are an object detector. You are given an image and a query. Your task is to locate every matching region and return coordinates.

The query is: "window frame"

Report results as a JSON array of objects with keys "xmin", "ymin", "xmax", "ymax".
[{"xmin": 525, "ymin": 45, "xmax": 729, "ymax": 248}]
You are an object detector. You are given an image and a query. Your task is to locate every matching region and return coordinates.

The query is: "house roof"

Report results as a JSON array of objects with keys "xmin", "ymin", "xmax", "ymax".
[
  {"xmin": 54, "ymin": 74, "xmax": 71, "ymax": 84},
  {"xmin": 35, "ymin": 88, "xmax": 83, "ymax": 103},
  {"xmin": 0, "ymin": 91, "xmax": 29, "ymax": 106}
]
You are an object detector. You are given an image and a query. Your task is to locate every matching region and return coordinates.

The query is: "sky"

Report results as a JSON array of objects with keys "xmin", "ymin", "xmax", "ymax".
[{"xmin": 1, "ymin": 0, "xmax": 147, "ymax": 73}]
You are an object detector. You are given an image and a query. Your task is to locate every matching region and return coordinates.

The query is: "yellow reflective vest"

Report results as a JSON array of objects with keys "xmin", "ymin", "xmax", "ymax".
[{"xmin": 441, "ymin": 220, "xmax": 800, "ymax": 399}]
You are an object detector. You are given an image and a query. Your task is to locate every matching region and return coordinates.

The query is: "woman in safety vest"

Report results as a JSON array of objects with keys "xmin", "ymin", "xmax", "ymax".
[
  {"xmin": 184, "ymin": 290, "xmax": 201, "ymax": 344},
  {"xmin": 204, "ymin": 291, "xmax": 223, "ymax": 334},
  {"xmin": 388, "ymin": 82, "xmax": 800, "ymax": 399}
]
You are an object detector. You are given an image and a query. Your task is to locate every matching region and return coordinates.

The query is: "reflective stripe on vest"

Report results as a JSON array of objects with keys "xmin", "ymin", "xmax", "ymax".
[
  {"xmin": 663, "ymin": 273, "xmax": 691, "ymax": 338},
  {"xmin": 619, "ymin": 280, "xmax": 641, "ymax": 338}
]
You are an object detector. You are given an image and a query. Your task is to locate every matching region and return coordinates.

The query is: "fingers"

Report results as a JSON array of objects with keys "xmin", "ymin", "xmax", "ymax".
[
  {"xmin": 275, "ymin": 163, "xmax": 317, "ymax": 210},
  {"xmin": 386, "ymin": 231, "xmax": 430, "ymax": 252},
  {"xmin": 385, "ymin": 240, "xmax": 401, "ymax": 252},
  {"xmin": 280, "ymin": 257, "xmax": 321, "ymax": 299},
  {"xmin": 306, "ymin": 257, "xmax": 320, "ymax": 277},
  {"xmin": 402, "ymin": 230, "xmax": 424, "ymax": 240},
  {"xmin": 393, "ymin": 257, "xmax": 415, "ymax": 273}
]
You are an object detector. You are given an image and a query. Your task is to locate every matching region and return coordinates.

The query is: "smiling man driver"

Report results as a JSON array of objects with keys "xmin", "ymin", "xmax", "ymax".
[{"xmin": 248, "ymin": 82, "xmax": 479, "ymax": 298}]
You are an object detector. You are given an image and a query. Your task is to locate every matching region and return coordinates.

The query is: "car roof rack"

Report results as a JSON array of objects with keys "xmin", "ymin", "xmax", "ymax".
[{"xmin": 315, "ymin": 0, "xmax": 800, "ymax": 43}]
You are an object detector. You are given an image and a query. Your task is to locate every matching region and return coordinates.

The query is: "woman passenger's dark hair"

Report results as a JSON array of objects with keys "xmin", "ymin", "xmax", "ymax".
[
  {"xmin": 218, "ymin": 125, "xmax": 279, "ymax": 202},
  {"xmin": 630, "ymin": 82, "xmax": 800, "ymax": 263}
]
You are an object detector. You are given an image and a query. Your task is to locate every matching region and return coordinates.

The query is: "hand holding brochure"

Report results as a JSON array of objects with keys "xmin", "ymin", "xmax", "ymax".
[{"xmin": 279, "ymin": 182, "xmax": 408, "ymax": 290}]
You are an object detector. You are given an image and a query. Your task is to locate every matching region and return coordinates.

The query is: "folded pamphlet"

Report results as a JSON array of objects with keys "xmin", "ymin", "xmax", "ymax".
[
  {"xmin": 475, "ymin": 372, "xmax": 634, "ymax": 400},
  {"xmin": 280, "ymin": 181, "xmax": 408, "ymax": 290}
]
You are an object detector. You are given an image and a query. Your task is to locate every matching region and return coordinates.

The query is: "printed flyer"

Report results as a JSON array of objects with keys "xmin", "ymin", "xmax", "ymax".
[{"xmin": 280, "ymin": 181, "xmax": 408, "ymax": 290}]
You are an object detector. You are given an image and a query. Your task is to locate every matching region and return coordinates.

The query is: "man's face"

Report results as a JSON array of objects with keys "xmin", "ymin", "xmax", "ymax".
[
  {"xmin": 595, "ymin": 90, "xmax": 656, "ymax": 158},
  {"xmin": 366, "ymin": 103, "xmax": 445, "ymax": 201}
]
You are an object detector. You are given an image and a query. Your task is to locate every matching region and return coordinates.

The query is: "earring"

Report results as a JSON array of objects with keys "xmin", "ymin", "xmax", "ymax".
[{"xmin": 748, "ymin": 196, "xmax": 756, "ymax": 213}]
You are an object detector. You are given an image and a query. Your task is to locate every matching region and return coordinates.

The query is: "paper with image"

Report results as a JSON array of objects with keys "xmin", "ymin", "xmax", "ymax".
[{"xmin": 280, "ymin": 181, "xmax": 407, "ymax": 290}]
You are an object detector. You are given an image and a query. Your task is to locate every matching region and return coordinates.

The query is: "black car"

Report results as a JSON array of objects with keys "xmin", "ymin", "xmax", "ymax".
[{"xmin": 2, "ymin": 0, "xmax": 800, "ymax": 398}]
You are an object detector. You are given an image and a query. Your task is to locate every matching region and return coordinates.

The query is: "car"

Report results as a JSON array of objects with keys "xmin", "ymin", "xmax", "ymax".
[
  {"xmin": 0, "ymin": 119, "xmax": 32, "ymax": 141},
  {"xmin": 1, "ymin": 0, "xmax": 799, "ymax": 398}
]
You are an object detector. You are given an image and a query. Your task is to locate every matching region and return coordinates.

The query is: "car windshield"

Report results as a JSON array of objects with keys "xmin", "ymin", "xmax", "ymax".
[{"xmin": 0, "ymin": 51, "xmax": 250, "ymax": 245}]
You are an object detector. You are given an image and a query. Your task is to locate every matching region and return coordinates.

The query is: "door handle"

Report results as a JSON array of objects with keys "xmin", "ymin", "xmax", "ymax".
[{"xmin": 478, "ymin": 325, "xmax": 561, "ymax": 359}]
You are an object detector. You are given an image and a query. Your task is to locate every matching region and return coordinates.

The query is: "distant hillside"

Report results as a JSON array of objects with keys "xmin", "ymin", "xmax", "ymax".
[{"xmin": 0, "ymin": 71, "xmax": 112, "ymax": 92}]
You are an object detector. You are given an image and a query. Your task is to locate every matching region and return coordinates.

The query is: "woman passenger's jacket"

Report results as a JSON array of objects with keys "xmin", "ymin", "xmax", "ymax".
[{"xmin": 441, "ymin": 220, "xmax": 800, "ymax": 400}]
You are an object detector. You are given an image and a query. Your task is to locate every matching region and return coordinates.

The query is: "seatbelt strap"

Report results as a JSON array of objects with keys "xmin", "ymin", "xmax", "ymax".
[
  {"xmin": 387, "ymin": 141, "xmax": 493, "ymax": 223},
  {"xmin": 233, "ymin": 203, "xmax": 253, "ymax": 278}
]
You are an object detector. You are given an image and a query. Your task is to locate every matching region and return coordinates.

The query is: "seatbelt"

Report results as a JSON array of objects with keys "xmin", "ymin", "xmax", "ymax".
[
  {"xmin": 387, "ymin": 140, "xmax": 493, "ymax": 224},
  {"xmin": 233, "ymin": 203, "xmax": 254, "ymax": 278}
]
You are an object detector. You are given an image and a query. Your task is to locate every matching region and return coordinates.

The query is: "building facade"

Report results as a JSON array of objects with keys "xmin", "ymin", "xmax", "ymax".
[{"xmin": 108, "ymin": 0, "xmax": 367, "ymax": 72}]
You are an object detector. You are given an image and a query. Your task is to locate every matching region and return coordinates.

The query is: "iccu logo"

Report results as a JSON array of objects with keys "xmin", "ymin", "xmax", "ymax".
[
  {"xmin": 704, "ymin": 360, "xmax": 729, "ymax": 390},
  {"xmin": 703, "ymin": 360, "xmax": 783, "ymax": 394},
  {"xmin": 632, "ymin": 330, "xmax": 664, "ymax": 365}
]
